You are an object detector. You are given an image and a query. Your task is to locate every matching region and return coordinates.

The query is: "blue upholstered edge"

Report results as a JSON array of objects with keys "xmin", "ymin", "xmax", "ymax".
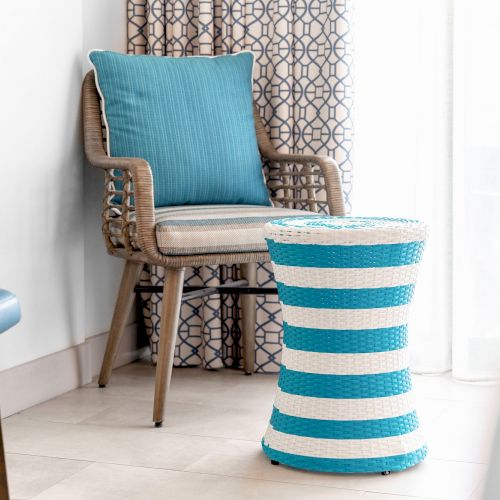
[{"xmin": 0, "ymin": 289, "xmax": 21, "ymax": 334}]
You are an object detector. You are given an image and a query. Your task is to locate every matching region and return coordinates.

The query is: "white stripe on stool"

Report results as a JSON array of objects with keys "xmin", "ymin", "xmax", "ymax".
[
  {"xmin": 273, "ymin": 389, "xmax": 417, "ymax": 421},
  {"xmin": 266, "ymin": 226, "xmax": 427, "ymax": 246},
  {"xmin": 281, "ymin": 347, "xmax": 409, "ymax": 375},
  {"xmin": 281, "ymin": 304, "xmax": 410, "ymax": 330},
  {"xmin": 263, "ymin": 427, "xmax": 425, "ymax": 459},
  {"xmin": 273, "ymin": 263, "xmax": 420, "ymax": 289}
]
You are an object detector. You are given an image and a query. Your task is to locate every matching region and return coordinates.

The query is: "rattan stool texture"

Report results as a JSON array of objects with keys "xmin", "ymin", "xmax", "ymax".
[{"xmin": 261, "ymin": 216, "xmax": 428, "ymax": 474}]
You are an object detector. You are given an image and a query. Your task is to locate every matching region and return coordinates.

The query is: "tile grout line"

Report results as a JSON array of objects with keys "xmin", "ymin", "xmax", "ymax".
[
  {"xmin": 6, "ymin": 417, "xmax": 491, "ymax": 467},
  {"xmin": 362, "ymin": 490, "xmax": 442, "ymax": 500},
  {"xmin": 22, "ymin": 457, "xmax": 94, "ymax": 500},
  {"xmin": 5, "ymin": 368, "xmax": 493, "ymax": 499},
  {"xmin": 5, "ymin": 450, "xmax": 485, "ymax": 499},
  {"xmin": 7, "ymin": 451, "xmax": 370, "ymax": 496}
]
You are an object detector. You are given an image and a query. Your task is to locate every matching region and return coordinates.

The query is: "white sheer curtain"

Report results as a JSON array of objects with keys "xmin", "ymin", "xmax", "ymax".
[
  {"xmin": 353, "ymin": 0, "xmax": 500, "ymax": 379},
  {"xmin": 453, "ymin": 0, "xmax": 500, "ymax": 380}
]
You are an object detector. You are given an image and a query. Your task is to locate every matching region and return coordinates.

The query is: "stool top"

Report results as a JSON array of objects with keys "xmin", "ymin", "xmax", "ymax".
[{"xmin": 265, "ymin": 216, "xmax": 427, "ymax": 246}]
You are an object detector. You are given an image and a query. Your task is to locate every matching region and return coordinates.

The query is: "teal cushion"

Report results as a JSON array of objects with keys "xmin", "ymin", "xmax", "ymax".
[{"xmin": 88, "ymin": 50, "xmax": 271, "ymax": 208}]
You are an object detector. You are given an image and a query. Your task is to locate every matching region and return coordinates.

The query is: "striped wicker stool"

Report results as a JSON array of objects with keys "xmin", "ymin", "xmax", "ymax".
[{"xmin": 262, "ymin": 216, "xmax": 428, "ymax": 474}]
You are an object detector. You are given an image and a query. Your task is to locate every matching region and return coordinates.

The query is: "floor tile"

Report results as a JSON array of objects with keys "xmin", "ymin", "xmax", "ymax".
[
  {"xmin": 468, "ymin": 482, "xmax": 485, "ymax": 500},
  {"xmin": 414, "ymin": 397, "xmax": 450, "ymax": 430},
  {"xmin": 186, "ymin": 452, "xmax": 485, "ymax": 500},
  {"xmin": 362, "ymin": 494, "xmax": 433, "ymax": 500},
  {"xmin": 30, "ymin": 462, "xmax": 364, "ymax": 500},
  {"xmin": 3, "ymin": 415, "xmax": 257, "ymax": 471},
  {"xmin": 18, "ymin": 389, "xmax": 130, "ymax": 425},
  {"xmin": 93, "ymin": 360, "xmax": 278, "ymax": 410},
  {"xmin": 426, "ymin": 399, "xmax": 499, "ymax": 464},
  {"xmin": 4, "ymin": 364, "xmax": 494, "ymax": 500},
  {"xmin": 82, "ymin": 396, "xmax": 271, "ymax": 441},
  {"xmin": 6, "ymin": 453, "xmax": 89, "ymax": 499},
  {"xmin": 412, "ymin": 374, "xmax": 500, "ymax": 404}
]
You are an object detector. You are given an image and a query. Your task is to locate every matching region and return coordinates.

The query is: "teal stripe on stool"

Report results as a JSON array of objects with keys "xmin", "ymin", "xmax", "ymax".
[
  {"xmin": 266, "ymin": 240, "xmax": 425, "ymax": 268},
  {"xmin": 278, "ymin": 367, "xmax": 413, "ymax": 399},
  {"xmin": 261, "ymin": 444, "xmax": 428, "ymax": 474},
  {"xmin": 277, "ymin": 283, "xmax": 415, "ymax": 309},
  {"xmin": 283, "ymin": 323, "xmax": 408, "ymax": 353},
  {"xmin": 270, "ymin": 408, "xmax": 420, "ymax": 439}
]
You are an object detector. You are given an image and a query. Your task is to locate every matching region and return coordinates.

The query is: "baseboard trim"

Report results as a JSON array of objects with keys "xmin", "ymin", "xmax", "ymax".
[{"xmin": 0, "ymin": 324, "xmax": 147, "ymax": 417}]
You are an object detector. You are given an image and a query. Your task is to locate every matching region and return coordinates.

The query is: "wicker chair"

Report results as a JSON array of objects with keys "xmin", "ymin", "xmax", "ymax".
[{"xmin": 82, "ymin": 70, "xmax": 345, "ymax": 427}]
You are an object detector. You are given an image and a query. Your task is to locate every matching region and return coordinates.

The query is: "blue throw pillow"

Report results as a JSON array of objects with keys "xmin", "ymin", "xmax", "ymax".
[{"xmin": 88, "ymin": 50, "xmax": 271, "ymax": 207}]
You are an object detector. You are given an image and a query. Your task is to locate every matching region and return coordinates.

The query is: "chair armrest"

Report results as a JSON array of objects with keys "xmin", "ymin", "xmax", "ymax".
[
  {"xmin": 83, "ymin": 70, "xmax": 161, "ymax": 262},
  {"xmin": 261, "ymin": 149, "xmax": 346, "ymax": 216},
  {"xmin": 253, "ymin": 105, "xmax": 345, "ymax": 216},
  {"xmin": 86, "ymin": 153, "xmax": 157, "ymax": 260}
]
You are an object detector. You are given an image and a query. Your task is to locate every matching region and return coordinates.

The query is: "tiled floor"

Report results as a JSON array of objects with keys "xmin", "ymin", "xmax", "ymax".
[{"xmin": 3, "ymin": 360, "xmax": 499, "ymax": 499}]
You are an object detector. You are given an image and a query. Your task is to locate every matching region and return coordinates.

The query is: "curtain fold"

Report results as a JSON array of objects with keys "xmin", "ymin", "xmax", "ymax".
[
  {"xmin": 352, "ymin": 0, "xmax": 500, "ymax": 380},
  {"xmin": 129, "ymin": 0, "xmax": 354, "ymax": 371},
  {"xmin": 352, "ymin": 0, "xmax": 453, "ymax": 376}
]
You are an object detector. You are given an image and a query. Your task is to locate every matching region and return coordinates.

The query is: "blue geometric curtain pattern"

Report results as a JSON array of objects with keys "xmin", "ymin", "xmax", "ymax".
[{"xmin": 129, "ymin": 0, "xmax": 354, "ymax": 372}]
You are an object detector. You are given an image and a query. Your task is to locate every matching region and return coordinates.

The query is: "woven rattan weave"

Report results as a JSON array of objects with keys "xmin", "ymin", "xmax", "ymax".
[{"xmin": 262, "ymin": 216, "xmax": 428, "ymax": 473}]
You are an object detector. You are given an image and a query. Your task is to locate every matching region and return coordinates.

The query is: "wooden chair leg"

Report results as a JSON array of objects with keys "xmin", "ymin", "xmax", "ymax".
[
  {"xmin": 98, "ymin": 260, "xmax": 143, "ymax": 387},
  {"xmin": 0, "ymin": 414, "xmax": 9, "ymax": 500},
  {"xmin": 153, "ymin": 267, "xmax": 185, "ymax": 427},
  {"xmin": 240, "ymin": 262, "xmax": 257, "ymax": 375}
]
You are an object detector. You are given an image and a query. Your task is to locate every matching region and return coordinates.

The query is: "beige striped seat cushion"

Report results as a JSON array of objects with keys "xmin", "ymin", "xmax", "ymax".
[{"xmin": 150, "ymin": 205, "xmax": 319, "ymax": 255}]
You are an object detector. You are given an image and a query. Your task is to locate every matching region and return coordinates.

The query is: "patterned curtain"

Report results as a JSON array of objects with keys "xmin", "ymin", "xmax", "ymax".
[{"xmin": 129, "ymin": 0, "xmax": 354, "ymax": 372}]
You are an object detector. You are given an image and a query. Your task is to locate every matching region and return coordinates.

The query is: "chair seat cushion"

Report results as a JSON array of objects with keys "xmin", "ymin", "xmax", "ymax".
[
  {"xmin": 88, "ymin": 50, "xmax": 271, "ymax": 208},
  {"xmin": 127, "ymin": 205, "xmax": 321, "ymax": 256}
]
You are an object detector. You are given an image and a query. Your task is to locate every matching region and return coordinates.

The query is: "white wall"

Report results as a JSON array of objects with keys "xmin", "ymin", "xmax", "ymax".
[
  {"xmin": 0, "ymin": 1, "xmax": 85, "ymax": 371},
  {"xmin": 83, "ymin": 0, "xmax": 128, "ymax": 338},
  {"xmin": 0, "ymin": 1, "xmax": 128, "ymax": 375}
]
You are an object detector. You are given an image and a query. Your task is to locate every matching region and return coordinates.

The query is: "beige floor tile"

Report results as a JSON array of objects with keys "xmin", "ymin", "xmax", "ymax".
[
  {"xmin": 4, "ymin": 364, "xmax": 494, "ymax": 500},
  {"xmin": 468, "ymin": 482, "xmax": 485, "ymax": 500},
  {"xmin": 186, "ymin": 452, "xmax": 485, "ymax": 500},
  {"xmin": 87, "ymin": 374, "xmax": 154, "ymax": 400},
  {"xmin": 79, "ymin": 397, "xmax": 198, "ymax": 428},
  {"xmin": 6, "ymin": 453, "xmax": 89, "ymax": 499},
  {"xmin": 94, "ymin": 362, "xmax": 278, "ymax": 409},
  {"xmin": 426, "ymin": 399, "xmax": 499, "ymax": 464},
  {"xmin": 326, "ymin": 459, "xmax": 486, "ymax": 500},
  {"xmin": 81, "ymin": 397, "xmax": 271, "ymax": 441},
  {"xmin": 3, "ymin": 415, "xmax": 257, "ymax": 471},
  {"xmin": 412, "ymin": 374, "xmax": 500, "ymax": 404},
  {"xmin": 414, "ymin": 397, "xmax": 450, "ymax": 430},
  {"xmin": 31, "ymin": 462, "xmax": 365, "ymax": 500},
  {"xmin": 18, "ymin": 389, "xmax": 133, "ymax": 425},
  {"xmin": 111, "ymin": 359, "xmax": 157, "ymax": 378},
  {"xmin": 362, "ymin": 494, "xmax": 433, "ymax": 500},
  {"xmin": 167, "ymin": 369, "xmax": 278, "ymax": 409}
]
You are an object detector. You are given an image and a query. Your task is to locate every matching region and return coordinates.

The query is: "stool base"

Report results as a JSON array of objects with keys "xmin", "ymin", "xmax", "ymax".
[{"xmin": 262, "ymin": 442, "xmax": 427, "ymax": 474}]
